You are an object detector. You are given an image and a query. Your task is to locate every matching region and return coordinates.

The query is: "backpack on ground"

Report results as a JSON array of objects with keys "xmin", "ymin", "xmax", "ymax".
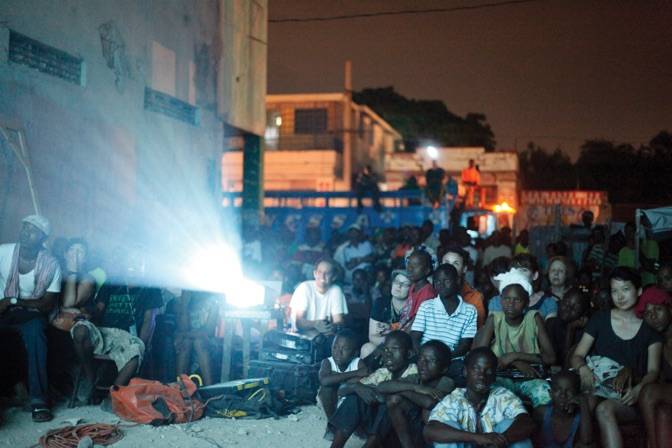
[
  {"xmin": 204, "ymin": 380, "xmax": 294, "ymax": 419},
  {"xmin": 110, "ymin": 374, "xmax": 204, "ymax": 425}
]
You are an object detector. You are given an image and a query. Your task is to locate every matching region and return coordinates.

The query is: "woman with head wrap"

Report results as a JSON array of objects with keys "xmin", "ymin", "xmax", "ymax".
[
  {"xmin": 636, "ymin": 287, "xmax": 672, "ymax": 448},
  {"xmin": 473, "ymin": 268, "xmax": 556, "ymax": 409}
]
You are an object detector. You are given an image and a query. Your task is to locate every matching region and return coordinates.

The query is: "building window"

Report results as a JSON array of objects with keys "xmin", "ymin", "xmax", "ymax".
[
  {"xmin": 151, "ymin": 41, "xmax": 176, "ymax": 96},
  {"xmin": 265, "ymin": 110, "xmax": 281, "ymax": 149},
  {"xmin": 8, "ymin": 30, "xmax": 84, "ymax": 85},
  {"xmin": 294, "ymin": 108, "xmax": 327, "ymax": 134}
]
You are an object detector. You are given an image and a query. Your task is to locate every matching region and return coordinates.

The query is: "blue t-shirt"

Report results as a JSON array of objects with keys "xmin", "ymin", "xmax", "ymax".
[{"xmin": 488, "ymin": 293, "xmax": 558, "ymax": 319}]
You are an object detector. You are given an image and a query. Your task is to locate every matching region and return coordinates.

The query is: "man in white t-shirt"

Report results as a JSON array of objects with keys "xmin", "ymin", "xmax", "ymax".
[
  {"xmin": 482, "ymin": 231, "xmax": 512, "ymax": 267},
  {"xmin": 333, "ymin": 225, "xmax": 374, "ymax": 284},
  {"xmin": 0, "ymin": 215, "xmax": 61, "ymax": 423},
  {"xmin": 290, "ymin": 259, "xmax": 348, "ymax": 335}
]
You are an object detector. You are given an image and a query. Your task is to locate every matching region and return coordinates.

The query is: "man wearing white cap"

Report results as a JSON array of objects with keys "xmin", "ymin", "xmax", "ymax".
[{"xmin": 0, "ymin": 215, "xmax": 61, "ymax": 422}]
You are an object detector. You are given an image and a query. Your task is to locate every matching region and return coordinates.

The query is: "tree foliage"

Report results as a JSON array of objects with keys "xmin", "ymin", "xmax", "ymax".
[
  {"xmin": 353, "ymin": 87, "xmax": 496, "ymax": 151},
  {"xmin": 519, "ymin": 143, "xmax": 576, "ymax": 190},
  {"xmin": 520, "ymin": 131, "xmax": 672, "ymax": 203}
]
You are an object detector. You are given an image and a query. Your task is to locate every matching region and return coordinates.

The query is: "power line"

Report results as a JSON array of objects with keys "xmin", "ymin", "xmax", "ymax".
[
  {"xmin": 269, "ymin": 0, "xmax": 546, "ymax": 24},
  {"xmin": 501, "ymin": 135, "xmax": 653, "ymax": 142}
]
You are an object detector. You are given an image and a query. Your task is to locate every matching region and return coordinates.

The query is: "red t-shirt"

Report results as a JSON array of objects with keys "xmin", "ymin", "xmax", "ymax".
[{"xmin": 400, "ymin": 282, "xmax": 437, "ymax": 331}]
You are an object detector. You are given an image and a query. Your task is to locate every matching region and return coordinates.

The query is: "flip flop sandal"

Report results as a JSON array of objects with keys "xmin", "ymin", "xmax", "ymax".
[{"xmin": 31, "ymin": 407, "xmax": 53, "ymax": 423}]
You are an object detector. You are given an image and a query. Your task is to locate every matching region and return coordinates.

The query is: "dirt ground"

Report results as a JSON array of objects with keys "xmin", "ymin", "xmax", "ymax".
[{"xmin": 1, "ymin": 404, "xmax": 363, "ymax": 448}]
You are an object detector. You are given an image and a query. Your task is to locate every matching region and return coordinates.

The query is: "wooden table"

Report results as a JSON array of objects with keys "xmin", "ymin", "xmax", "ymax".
[{"xmin": 219, "ymin": 308, "xmax": 281, "ymax": 382}]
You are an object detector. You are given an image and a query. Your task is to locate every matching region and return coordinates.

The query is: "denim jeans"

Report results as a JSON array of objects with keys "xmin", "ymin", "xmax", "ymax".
[{"xmin": 0, "ymin": 316, "xmax": 49, "ymax": 405}]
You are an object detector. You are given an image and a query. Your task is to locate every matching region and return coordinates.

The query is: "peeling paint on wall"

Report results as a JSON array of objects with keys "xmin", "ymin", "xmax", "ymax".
[{"xmin": 98, "ymin": 20, "xmax": 131, "ymax": 93}]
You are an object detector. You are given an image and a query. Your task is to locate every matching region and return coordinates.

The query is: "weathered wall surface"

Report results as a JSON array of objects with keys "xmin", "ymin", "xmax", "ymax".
[{"xmin": 0, "ymin": 0, "xmax": 225, "ymax": 248}]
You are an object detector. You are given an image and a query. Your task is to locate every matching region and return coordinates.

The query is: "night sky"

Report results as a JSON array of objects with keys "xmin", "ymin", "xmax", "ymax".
[{"xmin": 268, "ymin": 0, "xmax": 672, "ymax": 158}]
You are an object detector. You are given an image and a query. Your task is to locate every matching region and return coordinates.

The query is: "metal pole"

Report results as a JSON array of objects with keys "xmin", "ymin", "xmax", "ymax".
[
  {"xmin": 0, "ymin": 127, "xmax": 40, "ymax": 214},
  {"xmin": 635, "ymin": 209, "xmax": 641, "ymax": 270},
  {"xmin": 343, "ymin": 60, "xmax": 352, "ymax": 190},
  {"xmin": 241, "ymin": 132, "xmax": 264, "ymax": 232}
]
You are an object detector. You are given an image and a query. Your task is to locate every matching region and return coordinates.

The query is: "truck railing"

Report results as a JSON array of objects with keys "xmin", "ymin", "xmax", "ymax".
[{"xmin": 222, "ymin": 190, "xmax": 426, "ymax": 208}]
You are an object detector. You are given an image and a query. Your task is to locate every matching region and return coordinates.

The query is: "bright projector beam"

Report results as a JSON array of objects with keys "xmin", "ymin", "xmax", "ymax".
[{"xmin": 182, "ymin": 243, "xmax": 264, "ymax": 308}]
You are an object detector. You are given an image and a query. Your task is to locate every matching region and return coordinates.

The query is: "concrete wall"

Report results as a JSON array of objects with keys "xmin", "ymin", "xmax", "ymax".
[
  {"xmin": 217, "ymin": 0, "xmax": 267, "ymax": 136},
  {"xmin": 0, "ymin": 0, "xmax": 227, "ymax": 249},
  {"xmin": 222, "ymin": 150, "xmax": 341, "ymax": 191}
]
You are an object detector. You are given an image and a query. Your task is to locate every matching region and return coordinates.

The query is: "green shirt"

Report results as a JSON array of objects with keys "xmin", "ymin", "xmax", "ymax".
[{"xmin": 618, "ymin": 239, "xmax": 659, "ymax": 286}]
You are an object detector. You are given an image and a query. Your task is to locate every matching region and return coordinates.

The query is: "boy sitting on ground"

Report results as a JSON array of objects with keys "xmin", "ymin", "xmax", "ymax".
[
  {"xmin": 411, "ymin": 263, "xmax": 477, "ymax": 386},
  {"xmin": 330, "ymin": 330, "xmax": 417, "ymax": 448},
  {"xmin": 473, "ymin": 270, "xmax": 556, "ymax": 409},
  {"xmin": 378, "ymin": 340, "xmax": 455, "ymax": 448},
  {"xmin": 70, "ymin": 249, "xmax": 162, "ymax": 403},
  {"xmin": 318, "ymin": 329, "xmax": 368, "ymax": 420},
  {"xmin": 424, "ymin": 347, "xmax": 535, "ymax": 448},
  {"xmin": 534, "ymin": 370, "xmax": 594, "ymax": 448}
]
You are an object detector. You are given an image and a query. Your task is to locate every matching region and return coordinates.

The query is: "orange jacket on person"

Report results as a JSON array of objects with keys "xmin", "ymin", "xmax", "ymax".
[
  {"xmin": 461, "ymin": 167, "xmax": 480, "ymax": 185},
  {"xmin": 461, "ymin": 282, "xmax": 485, "ymax": 329}
]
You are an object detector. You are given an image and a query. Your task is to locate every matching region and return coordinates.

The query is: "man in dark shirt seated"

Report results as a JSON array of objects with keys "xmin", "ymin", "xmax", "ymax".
[{"xmin": 71, "ymin": 248, "xmax": 162, "ymax": 402}]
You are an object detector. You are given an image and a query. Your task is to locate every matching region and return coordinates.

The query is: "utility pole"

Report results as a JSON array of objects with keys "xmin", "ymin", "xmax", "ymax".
[
  {"xmin": 241, "ymin": 131, "xmax": 264, "ymax": 229},
  {"xmin": 343, "ymin": 60, "xmax": 352, "ymax": 190}
]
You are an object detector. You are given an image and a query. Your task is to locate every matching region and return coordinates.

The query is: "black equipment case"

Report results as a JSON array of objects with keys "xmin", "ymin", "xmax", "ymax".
[
  {"xmin": 248, "ymin": 359, "xmax": 320, "ymax": 404},
  {"xmin": 262, "ymin": 330, "xmax": 328, "ymax": 365}
]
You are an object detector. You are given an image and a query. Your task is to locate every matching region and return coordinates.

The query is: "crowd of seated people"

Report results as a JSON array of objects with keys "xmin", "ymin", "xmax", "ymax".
[
  {"xmin": 283, "ymin": 220, "xmax": 671, "ymax": 447},
  {"xmin": 2, "ymin": 212, "xmax": 672, "ymax": 448}
]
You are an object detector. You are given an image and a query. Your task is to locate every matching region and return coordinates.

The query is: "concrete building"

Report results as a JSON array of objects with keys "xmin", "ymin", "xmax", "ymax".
[
  {"xmin": 222, "ymin": 92, "xmax": 403, "ymax": 192},
  {"xmin": 0, "ymin": 0, "xmax": 267, "ymax": 248}
]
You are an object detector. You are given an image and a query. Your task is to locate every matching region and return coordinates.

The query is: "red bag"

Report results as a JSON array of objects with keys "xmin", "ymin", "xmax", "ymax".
[{"xmin": 110, "ymin": 375, "xmax": 204, "ymax": 425}]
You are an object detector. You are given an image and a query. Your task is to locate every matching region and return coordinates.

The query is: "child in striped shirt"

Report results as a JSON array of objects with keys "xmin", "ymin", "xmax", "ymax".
[{"xmin": 411, "ymin": 263, "xmax": 478, "ymax": 386}]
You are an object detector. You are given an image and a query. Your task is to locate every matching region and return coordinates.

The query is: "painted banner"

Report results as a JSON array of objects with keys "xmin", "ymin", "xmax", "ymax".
[
  {"xmin": 521, "ymin": 190, "xmax": 607, "ymax": 207},
  {"xmin": 516, "ymin": 190, "xmax": 611, "ymax": 230}
]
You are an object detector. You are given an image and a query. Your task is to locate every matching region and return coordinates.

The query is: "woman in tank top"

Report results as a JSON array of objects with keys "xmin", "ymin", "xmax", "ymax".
[{"xmin": 570, "ymin": 267, "xmax": 662, "ymax": 448}]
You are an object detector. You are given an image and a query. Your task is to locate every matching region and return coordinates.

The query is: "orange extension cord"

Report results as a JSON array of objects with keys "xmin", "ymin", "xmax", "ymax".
[{"xmin": 34, "ymin": 423, "xmax": 125, "ymax": 448}]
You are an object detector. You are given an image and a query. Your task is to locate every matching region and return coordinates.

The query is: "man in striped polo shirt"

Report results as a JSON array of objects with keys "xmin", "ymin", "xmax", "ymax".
[{"xmin": 411, "ymin": 264, "xmax": 477, "ymax": 386}]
